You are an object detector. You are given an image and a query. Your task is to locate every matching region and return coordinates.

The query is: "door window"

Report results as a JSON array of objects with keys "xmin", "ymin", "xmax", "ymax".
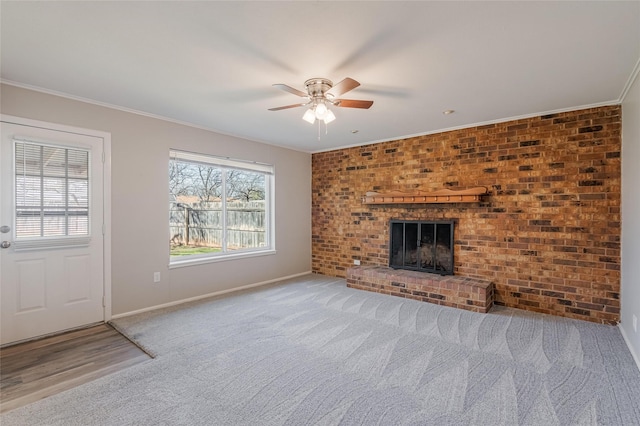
[{"xmin": 14, "ymin": 140, "xmax": 90, "ymax": 249}]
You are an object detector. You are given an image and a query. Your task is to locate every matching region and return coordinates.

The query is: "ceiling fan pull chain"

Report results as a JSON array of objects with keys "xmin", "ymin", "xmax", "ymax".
[{"xmin": 317, "ymin": 120, "xmax": 321, "ymax": 141}]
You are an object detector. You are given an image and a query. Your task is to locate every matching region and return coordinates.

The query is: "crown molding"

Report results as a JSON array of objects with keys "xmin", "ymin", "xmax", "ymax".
[
  {"xmin": 311, "ymin": 100, "xmax": 620, "ymax": 154},
  {"xmin": 620, "ymin": 56, "xmax": 640, "ymax": 103},
  {"xmin": 0, "ymin": 79, "xmax": 625, "ymax": 156},
  {"xmin": 0, "ymin": 79, "xmax": 301, "ymax": 153}
]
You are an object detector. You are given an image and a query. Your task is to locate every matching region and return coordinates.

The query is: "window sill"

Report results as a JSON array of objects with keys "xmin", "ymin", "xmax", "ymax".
[{"xmin": 169, "ymin": 248, "xmax": 276, "ymax": 269}]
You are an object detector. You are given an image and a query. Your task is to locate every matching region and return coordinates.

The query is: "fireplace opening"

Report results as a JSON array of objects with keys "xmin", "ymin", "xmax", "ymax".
[{"xmin": 389, "ymin": 220, "xmax": 454, "ymax": 275}]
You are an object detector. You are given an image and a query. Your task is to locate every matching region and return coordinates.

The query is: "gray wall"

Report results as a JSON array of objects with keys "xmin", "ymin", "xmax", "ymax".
[
  {"xmin": 622, "ymin": 71, "xmax": 640, "ymax": 363},
  {"xmin": 1, "ymin": 83, "xmax": 311, "ymax": 315}
]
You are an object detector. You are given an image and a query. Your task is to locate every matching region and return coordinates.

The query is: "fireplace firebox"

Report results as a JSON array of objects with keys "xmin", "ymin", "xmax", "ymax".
[{"xmin": 389, "ymin": 220, "xmax": 454, "ymax": 275}]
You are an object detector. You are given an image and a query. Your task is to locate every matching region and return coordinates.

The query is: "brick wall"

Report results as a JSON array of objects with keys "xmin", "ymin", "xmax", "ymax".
[{"xmin": 312, "ymin": 106, "xmax": 621, "ymax": 324}]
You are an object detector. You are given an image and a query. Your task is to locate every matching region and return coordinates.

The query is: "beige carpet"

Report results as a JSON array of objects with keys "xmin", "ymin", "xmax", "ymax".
[{"xmin": 2, "ymin": 274, "xmax": 639, "ymax": 425}]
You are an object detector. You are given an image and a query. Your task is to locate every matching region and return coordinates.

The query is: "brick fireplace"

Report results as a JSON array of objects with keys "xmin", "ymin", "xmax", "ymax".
[{"xmin": 312, "ymin": 105, "xmax": 621, "ymax": 324}]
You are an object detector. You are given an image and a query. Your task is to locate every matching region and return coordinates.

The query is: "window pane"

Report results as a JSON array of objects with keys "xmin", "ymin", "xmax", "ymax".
[
  {"xmin": 169, "ymin": 160, "xmax": 223, "ymax": 256},
  {"xmin": 42, "ymin": 146, "xmax": 67, "ymax": 177},
  {"xmin": 68, "ymin": 210, "xmax": 89, "ymax": 235},
  {"xmin": 42, "ymin": 210, "xmax": 67, "ymax": 237},
  {"xmin": 16, "ymin": 212, "xmax": 41, "ymax": 238},
  {"xmin": 68, "ymin": 179, "xmax": 89, "ymax": 207},
  {"xmin": 67, "ymin": 150, "xmax": 89, "ymax": 178},
  {"xmin": 43, "ymin": 177, "xmax": 66, "ymax": 207},
  {"xmin": 15, "ymin": 143, "xmax": 41, "ymax": 176},
  {"xmin": 225, "ymin": 170, "xmax": 266, "ymax": 251},
  {"xmin": 16, "ymin": 176, "xmax": 42, "ymax": 207}
]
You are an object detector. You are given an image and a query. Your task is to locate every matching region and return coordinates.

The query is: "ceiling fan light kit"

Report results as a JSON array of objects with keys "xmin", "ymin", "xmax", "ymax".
[
  {"xmin": 315, "ymin": 102, "xmax": 328, "ymax": 117},
  {"xmin": 269, "ymin": 77, "xmax": 373, "ymax": 128},
  {"xmin": 302, "ymin": 108, "xmax": 316, "ymax": 124},
  {"xmin": 323, "ymin": 109, "xmax": 336, "ymax": 123}
]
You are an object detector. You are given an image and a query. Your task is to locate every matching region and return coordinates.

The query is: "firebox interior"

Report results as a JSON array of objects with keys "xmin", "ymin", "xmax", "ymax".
[{"xmin": 389, "ymin": 220, "xmax": 454, "ymax": 275}]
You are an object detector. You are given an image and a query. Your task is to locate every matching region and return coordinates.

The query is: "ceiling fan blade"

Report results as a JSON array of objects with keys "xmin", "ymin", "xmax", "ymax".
[
  {"xmin": 326, "ymin": 78, "xmax": 360, "ymax": 98},
  {"xmin": 334, "ymin": 99, "xmax": 374, "ymax": 109},
  {"xmin": 268, "ymin": 103, "xmax": 309, "ymax": 111},
  {"xmin": 272, "ymin": 84, "xmax": 308, "ymax": 98}
]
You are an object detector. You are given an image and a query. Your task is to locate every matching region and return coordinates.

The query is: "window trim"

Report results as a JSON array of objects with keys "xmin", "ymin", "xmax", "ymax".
[
  {"xmin": 169, "ymin": 248, "xmax": 277, "ymax": 269},
  {"xmin": 169, "ymin": 149, "xmax": 275, "ymax": 266}
]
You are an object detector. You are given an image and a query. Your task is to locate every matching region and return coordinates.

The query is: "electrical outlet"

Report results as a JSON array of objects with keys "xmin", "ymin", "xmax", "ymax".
[
  {"xmin": 353, "ymin": 259, "xmax": 361, "ymax": 265},
  {"xmin": 633, "ymin": 314, "xmax": 638, "ymax": 333},
  {"xmin": 153, "ymin": 272, "xmax": 161, "ymax": 283}
]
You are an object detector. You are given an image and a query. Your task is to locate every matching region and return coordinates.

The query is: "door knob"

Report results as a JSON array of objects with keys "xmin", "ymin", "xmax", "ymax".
[
  {"xmin": 1, "ymin": 241, "xmax": 10, "ymax": 249},
  {"xmin": 0, "ymin": 225, "xmax": 9, "ymax": 233}
]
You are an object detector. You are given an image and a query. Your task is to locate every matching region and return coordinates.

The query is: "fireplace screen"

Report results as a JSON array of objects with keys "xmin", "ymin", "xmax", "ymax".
[{"xmin": 389, "ymin": 220, "xmax": 454, "ymax": 275}]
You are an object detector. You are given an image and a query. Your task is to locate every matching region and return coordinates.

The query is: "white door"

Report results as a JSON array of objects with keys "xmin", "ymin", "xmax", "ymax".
[{"xmin": 1, "ymin": 119, "xmax": 106, "ymax": 345}]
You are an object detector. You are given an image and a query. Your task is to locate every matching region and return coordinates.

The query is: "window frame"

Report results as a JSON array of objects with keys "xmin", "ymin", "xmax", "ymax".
[{"xmin": 168, "ymin": 149, "xmax": 275, "ymax": 268}]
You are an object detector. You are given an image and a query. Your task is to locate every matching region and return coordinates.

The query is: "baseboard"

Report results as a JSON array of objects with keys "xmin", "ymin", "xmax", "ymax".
[
  {"xmin": 619, "ymin": 324, "xmax": 640, "ymax": 372},
  {"xmin": 111, "ymin": 271, "xmax": 312, "ymax": 319}
]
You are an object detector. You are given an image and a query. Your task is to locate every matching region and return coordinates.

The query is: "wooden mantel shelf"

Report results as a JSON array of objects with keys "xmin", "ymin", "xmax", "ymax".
[{"xmin": 362, "ymin": 187, "xmax": 488, "ymax": 204}]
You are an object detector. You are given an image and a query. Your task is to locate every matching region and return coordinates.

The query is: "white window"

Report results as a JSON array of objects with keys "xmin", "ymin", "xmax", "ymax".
[
  {"xmin": 14, "ymin": 139, "xmax": 90, "ymax": 250},
  {"xmin": 169, "ymin": 149, "xmax": 274, "ymax": 266}
]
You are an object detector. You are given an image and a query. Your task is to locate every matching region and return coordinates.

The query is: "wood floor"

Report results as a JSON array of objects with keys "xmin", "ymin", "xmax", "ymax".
[{"xmin": 0, "ymin": 323, "xmax": 152, "ymax": 414}]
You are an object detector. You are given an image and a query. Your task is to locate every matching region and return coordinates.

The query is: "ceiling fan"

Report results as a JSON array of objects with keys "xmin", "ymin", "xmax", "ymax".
[{"xmin": 268, "ymin": 77, "xmax": 373, "ymax": 124}]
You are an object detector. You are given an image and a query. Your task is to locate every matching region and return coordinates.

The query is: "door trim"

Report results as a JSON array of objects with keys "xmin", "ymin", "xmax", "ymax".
[{"xmin": 0, "ymin": 114, "xmax": 112, "ymax": 322}]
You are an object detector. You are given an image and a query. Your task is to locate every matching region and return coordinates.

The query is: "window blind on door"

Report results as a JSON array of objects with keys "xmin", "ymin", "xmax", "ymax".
[{"xmin": 14, "ymin": 139, "xmax": 90, "ymax": 248}]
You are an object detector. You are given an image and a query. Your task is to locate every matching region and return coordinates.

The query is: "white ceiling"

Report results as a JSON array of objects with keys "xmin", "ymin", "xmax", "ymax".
[{"xmin": 1, "ymin": 1, "xmax": 639, "ymax": 153}]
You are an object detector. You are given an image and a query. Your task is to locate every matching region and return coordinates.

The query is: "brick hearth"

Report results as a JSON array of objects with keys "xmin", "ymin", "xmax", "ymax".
[{"xmin": 346, "ymin": 265, "xmax": 494, "ymax": 313}]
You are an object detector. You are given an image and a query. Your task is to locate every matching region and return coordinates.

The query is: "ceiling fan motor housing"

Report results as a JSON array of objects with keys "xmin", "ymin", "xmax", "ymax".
[{"xmin": 305, "ymin": 78, "xmax": 333, "ymax": 98}]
